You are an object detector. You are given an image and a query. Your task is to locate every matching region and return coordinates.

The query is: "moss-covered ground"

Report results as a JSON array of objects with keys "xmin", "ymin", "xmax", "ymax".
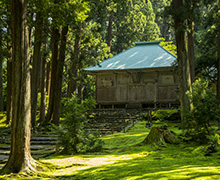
[{"xmin": 1, "ymin": 119, "xmax": 220, "ymax": 179}]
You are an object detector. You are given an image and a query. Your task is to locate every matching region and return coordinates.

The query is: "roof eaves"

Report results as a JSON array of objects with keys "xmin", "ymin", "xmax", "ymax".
[
  {"xmin": 86, "ymin": 66, "xmax": 175, "ymax": 72},
  {"xmin": 134, "ymin": 41, "xmax": 160, "ymax": 46}
]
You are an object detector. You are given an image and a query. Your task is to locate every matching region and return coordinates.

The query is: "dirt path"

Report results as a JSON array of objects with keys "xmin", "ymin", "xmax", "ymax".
[{"xmin": 41, "ymin": 152, "xmax": 147, "ymax": 176}]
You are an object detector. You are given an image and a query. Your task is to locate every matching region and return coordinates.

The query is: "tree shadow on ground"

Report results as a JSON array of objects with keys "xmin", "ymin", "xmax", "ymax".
[{"xmin": 51, "ymin": 153, "xmax": 220, "ymax": 180}]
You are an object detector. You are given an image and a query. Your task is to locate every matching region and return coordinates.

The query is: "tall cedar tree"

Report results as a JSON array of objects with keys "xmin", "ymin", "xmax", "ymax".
[
  {"xmin": 52, "ymin": 26, "xmax": 68, "ymax": 125},
  {"xmin": 0, "ymin": 28, "xmax": 4, "ymax": 111},
  {"xmin": 31, "ymin": 1, "xmax": 43, "ymax": 129},
  {"xmin": 5, "ymin": 0, "xmax": 12, "ymax": 124},
  {"xmin": 46, "ymin": 0, "xmax": 89, "ymax": 124},
  {"xmin": 67, "ymin": 25, "xmax": 81, "ymax": 97},
  {"xmin": 39, "ymin": 38, "xmax": 48, "ymax": 124},
  {"xmin": 186, "ymin": 0, "xmax": 195, "ymax": 83},
  {"xmin": 172, "ymin": 0, "xmax": 190, "ymax": 127},
  {"xmin": 46, "ymin": 25, "xmax": 68, "ymax": 125},
  {"xmin": 2, "ymin": 0, "xmax": 37, "ymax": 172},
  {"xmin": 46, "ymin": 26, "xmax": 60, "ymax": 125},
  {"xmin": 217, "ymin": 0, "xmax": 220, "ymax": 104}
]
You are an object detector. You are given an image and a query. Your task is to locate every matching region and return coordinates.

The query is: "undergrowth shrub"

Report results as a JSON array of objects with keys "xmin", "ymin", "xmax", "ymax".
[
  {"xmin": 56, "ymin": 96, "xmax": 103, "ymax": 154},
  {"xmin": 208, "ymin": 133, "xmax": 220, "ymax": 146},
  {"xmin": 151, "ymin": 109, "xmax": 180, "ymax": 121},
  {"xmin": 184, "ymin": 78, "xmax": 220, "ymax": 137}
]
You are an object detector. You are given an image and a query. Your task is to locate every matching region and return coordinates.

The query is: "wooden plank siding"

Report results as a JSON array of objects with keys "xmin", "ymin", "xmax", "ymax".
[{"xmin": 95, "ymin": 67, "xmax": 179, "ymax": 108}]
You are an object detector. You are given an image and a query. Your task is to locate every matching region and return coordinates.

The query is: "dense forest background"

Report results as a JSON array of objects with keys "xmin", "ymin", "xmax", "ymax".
[
  {"xmin": 1, "ymin": 0, "xmax": 220, "ymax": 173},
  {"xmin": 0, "ymin": 0, "xmax": 218, "ymax": 127}
]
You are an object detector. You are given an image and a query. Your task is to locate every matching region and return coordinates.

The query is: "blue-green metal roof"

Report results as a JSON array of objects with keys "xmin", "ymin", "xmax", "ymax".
[{"xmin": 85, "ymin": 41, "xmax": 176, "ymax": 72}]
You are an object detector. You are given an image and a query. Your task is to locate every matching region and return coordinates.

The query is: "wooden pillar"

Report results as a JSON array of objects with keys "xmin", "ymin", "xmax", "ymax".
[{"xmin": 154, "ymin": 71, "xmax": 159, "ymax": 108}]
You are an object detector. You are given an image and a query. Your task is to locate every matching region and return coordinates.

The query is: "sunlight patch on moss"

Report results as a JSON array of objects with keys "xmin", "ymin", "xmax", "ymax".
[
  {"xmin": 41, "ymin": 150, "xmax": 155, "ymax": 177},
  {"xmin": 138, "ymin": 165, "xmax": 220, "ymax": 179},
  {"xmin": 0, "ymin": 113, "xmax": 7, "ymax": 127},
  {"xmin": 102, "ymin": 132, "xmax": 149, "ymax": 139}
]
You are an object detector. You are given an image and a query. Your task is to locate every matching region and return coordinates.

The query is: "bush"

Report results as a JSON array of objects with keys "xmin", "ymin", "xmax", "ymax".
[
  {"xmin": 151, "ymin": 109, "xmax": 180, "ymax": 121},
  {"xmin": 184, "ymin": 78, "xmax": 220, "ymax": 134},
  {"xmin": 56, "ymin": 96, "xmax": 103, "ymax": 154}
]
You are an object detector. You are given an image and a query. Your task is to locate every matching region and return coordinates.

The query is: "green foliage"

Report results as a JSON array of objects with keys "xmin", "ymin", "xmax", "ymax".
[
  {"xmin": 151, "ymin": 0, "xmax": 174, "ymax": 40},
  {"xmin": 37, "ymin": 93, "xmax": 49, "ymax": 111},
  {"xmin": 208, "ymin": 133, "xmax": 220, "ymax": 146},
  {"xmin": 57, "ymin": 96, "xmax": 103, "ymax": 154},
  {"xmin": 184, "ymin": 78, "xmax": 220, "ymax": 133},
  {"xmin": 50, "ymin": 0, "xmax": 90, "ymax": 28},
  {"xmin": 152, "ymin": 109, "xmax": 179, "ymax": 121},
  {"xmin": 159, "ymin": 37, "xmax": 177, "ymax": 56},
  {"xmin": 111, "ymin": 0, "xmax": 160, "ymax": 53},
  {"xmin": 193, "ymin": 1, "xmax": 219, "ymax": 80}
]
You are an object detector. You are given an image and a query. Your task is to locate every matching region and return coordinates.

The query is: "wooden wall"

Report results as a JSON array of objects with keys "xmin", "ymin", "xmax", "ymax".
[{"xmin": 95, "ymin": 68, "xmax": 179, "ymax": 108}]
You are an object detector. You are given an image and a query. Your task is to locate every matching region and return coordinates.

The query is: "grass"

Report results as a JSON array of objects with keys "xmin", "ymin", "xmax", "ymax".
[
  {"xmin": 0, "ymin": 112, "xmax": 9, "ymax": 130},
  {"xmin": 0, "ymin": 112, "xmax": 10, "ymax": 148},
  {"xmin": 1, "ymin": 119, "xmax": 220, "ymax": 179}
]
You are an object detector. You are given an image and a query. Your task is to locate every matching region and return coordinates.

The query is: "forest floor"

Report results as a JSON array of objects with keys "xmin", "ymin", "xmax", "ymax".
[{"xmin": 1, "ymin": 119, "xmax": 220, "ymax": 179}]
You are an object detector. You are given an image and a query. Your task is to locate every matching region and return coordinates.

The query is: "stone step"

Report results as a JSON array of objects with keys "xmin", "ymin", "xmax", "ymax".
[
  {"xmin": 0, "ymin": 145, "xmax": 55, "ymax": 153},
  {"xmin": 31, "ymin": 133, "xmax": 58, "ymax": 137},
  {"xmin": 31, "ymin": 141, "xmax": 57, "ymax": 145},
  {"xmin": 87, "ymin": 109, "xmax": 140, "ymax": 135},
  {"xmin": 32, "ymin": 148, "xmax": 55, "ymax": 155},
  {"xmin": 0, "ymin": 145, "xmax": 56, "ymax": 164},
  {"xmin": 31, "ymin": 136, "xmax": 58, "ymax": 141},
  {"xmin": 4, "ymin": 136, "xmax": 58, "ymax": 141},
  {"xmin": 31, "ymin": 144, "xmax": 56, "ymax": 151},
  {"xmin": 88, "ymin": 121, "xmax": 128, "ymax": 125},
  {"xmin": 0, "ymin": 144, "xmax": 55, "ymax": 151},
  {"xmin": 0, "ymin": 132, "xmax": 58, "ymax": 167},
  {"xmin": 0, "ymin": 155, "xmax": 8, "ymax": 161},
  {"xmin": 1, "ymin": 138, "xmax": 58, "ymax": 145},
  {"xmin": 0, "ymin": 152, "xmax": 56, "ymax": 165},
  {"xmin": 0, "ymin": 146, "xmax": 10, "ymax": 150},
  {"xmin": 0, "ymin": 150, "xmax": 10, "ymax": 155},
  {"xmin": 0, "ymin": 155, "xmax": 8, "ymax": 164}
]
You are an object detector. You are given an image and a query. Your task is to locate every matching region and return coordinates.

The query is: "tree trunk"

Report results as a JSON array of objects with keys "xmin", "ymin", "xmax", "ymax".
[
  {"xmin": 6, "ymin": 60, "xmax": 12, "ymax": 124},
  {"xmin": 46, "ymin": 61, "xmax": 51, "ymax": 94},
  {"xmin": 173, "ymin": 0, "xmax": 190, "ymax": 128},
  {"xmin": 52, "ymin": 26, "xmax": 68, "ymax": 125},
  {"xmin": 216, "ymin": 1, "xmax": 220, "ymax": 104},
  {"xmin": 3, "ymin": 0, "xmax": 37, "ymax": 172},
  {"xmin": 67, "ymin": 64, "xmax": 77, "ymax": 97},
  {"xmin": 107, "ymin": 11, "xmax": 113, "ymax": 51},
  {"xmin": 186, "ymin": 0, "xmax": 195, "ymax": 84},
  {"xmin": 78, "ymin": 70, "xmax": 84, "ymax": 104},
  {"xmin": 6, "ymin": 2, "xmax": 12, "ymax": 124},
  {"xmin": 0, "ymin": 29, "xmax": 4, "ymax": 111},
  {"xmin": 39, "ymin": 40, "xmax": 48, "ymax": 124},
  {"xmin": 67, "ymin": 28, "xmax": 81, "ymax": 97},
  {"xmin": 46, "ymin": 27, "xmax": 60, "ymax": 123},
  {"xmin": 39, "ymin": 56, "xmax": 46, "ymax": 124},
  {"xmin": 217, "ymin": 32, "xmax": 220, "ymax": 103},
  {"xmin": 31, "ymin": 8, "xmax": 43, "ymax": 129},
  {"xmin": 28, "ymin": 13, "xmax": 34, "ymax": 48},
  {"xmin": 143, "ymin": 127, "xmax": 178, "ymax": 146},
  {"xmin": 187, "ymin": 18, "xmax": 195, "ymax": 84}
]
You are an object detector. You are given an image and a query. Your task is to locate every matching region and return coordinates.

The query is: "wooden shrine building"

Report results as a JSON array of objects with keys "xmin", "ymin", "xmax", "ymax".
[{"xmin": 85, "ymin": 41, "xmax": 179, "ymax": 109}]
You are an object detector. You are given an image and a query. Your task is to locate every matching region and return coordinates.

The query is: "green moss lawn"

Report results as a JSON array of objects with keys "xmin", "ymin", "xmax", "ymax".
[{"xmin": 1, "ymin": 120, "xmax": 220, "ymax": 179}]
